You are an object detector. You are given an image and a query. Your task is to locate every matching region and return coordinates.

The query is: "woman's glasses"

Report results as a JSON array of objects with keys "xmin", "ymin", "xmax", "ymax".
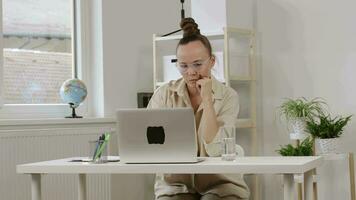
[{"xmin": 176, "ymin": 57, "xmax": 211, "ymax": 73}]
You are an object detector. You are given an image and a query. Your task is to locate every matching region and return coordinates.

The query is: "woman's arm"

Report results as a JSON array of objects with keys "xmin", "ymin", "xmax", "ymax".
[
  {"xmin": 200, "ymin": 99, "xmax": 219, "ymax": 143},
  {"xmin": 197, "ymin": 78, "xmax": 240, "ymax": 156},
  {"xmin": 196, "ymin": 78, "xmax": 219, "ymax": 143}
]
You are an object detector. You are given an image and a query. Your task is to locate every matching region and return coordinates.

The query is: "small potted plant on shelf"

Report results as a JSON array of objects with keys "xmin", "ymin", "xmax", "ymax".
[
  {"xmin": 276, "ymin": 137, "xmax": 313, "ymax": 156},
  {"xmin": 306, "ymin": 114, "xmax": 352, "ymax": 154},
  {"xmin": 279, "ymin": 97, "xmax": 325, "ymax": 139}
]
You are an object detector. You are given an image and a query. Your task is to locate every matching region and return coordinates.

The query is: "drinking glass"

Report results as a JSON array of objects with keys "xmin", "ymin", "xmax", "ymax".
[{"xmin": 220, "ymin": 126, "xmax": 236, "ymax": 161}]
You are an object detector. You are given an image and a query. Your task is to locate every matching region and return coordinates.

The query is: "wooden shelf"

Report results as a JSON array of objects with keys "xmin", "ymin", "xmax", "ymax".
[
  {"xmin": 236, "ymin": 118, "xmax": 255, "ymax": 129},
  {"xmin": 230, "ymin": 76, "xmax": 255, "ymax": 82}
]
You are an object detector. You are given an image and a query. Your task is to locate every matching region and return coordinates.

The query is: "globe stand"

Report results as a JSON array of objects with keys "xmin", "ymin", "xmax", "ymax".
[{"xmin": 65, "ymin": 103, "xmax": 82, "ymax": 118}]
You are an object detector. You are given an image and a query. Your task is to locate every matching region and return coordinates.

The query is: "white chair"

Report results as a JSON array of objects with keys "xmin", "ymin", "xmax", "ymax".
[{"xmin": 236, "ymin": 144, "xmax": 245, "ymax": 157}]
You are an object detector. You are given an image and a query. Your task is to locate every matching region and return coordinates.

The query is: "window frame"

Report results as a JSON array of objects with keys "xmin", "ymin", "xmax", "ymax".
[{"xmin": 0, "ymin": 0, "xmax": 92, "ymax": 119}]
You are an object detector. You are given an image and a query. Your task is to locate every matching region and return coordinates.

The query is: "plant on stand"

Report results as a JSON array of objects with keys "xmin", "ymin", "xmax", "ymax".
[
  {"xmin": 277, "ymin": 97, "xmax": 326, "ymax": 157},
  {"xmin": 277, "ymin": 97, "xmax": 326, "ymax": 200},
  {"xmin": 279, "ymin": 97, "xmax": 325, "ymax": 139},
  {"xmin": 306, "ymin": 114, "xmax": 352, "ymax": 154}
]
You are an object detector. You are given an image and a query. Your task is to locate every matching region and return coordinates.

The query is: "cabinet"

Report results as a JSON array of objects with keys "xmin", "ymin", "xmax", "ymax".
[{"xmin": 152, "ymin": 27, "xmax": 259, "ymax": 199}]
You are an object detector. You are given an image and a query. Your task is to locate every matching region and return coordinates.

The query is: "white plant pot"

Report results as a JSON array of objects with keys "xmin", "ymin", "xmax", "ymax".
[
  {"xmin": 316, "ymin": 138, "xmax": 339, "ymax": 154},
  {"xmin": 290, "ymin": 118, "xmax": 307, "ymax": 140}
]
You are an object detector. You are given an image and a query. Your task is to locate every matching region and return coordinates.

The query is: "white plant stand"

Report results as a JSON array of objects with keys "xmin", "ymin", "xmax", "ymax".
[
  {"xmin": 316, "ymin": 153, "xmax": 355, "ymax": 200},
  {"xmin": 288, "ymin": 132, "xmax": 318, "ymax": 200}
]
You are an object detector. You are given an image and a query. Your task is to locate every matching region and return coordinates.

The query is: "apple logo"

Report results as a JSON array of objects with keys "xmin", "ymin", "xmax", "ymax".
[{"xmin": 147, "ymin": 126, "xmax": 165, "ymax": 144}]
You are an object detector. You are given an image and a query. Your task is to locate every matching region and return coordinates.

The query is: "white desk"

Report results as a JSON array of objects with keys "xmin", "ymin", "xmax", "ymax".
[{"xmin": 17, "ymin": 156, "xmax": 323, "ymax": 200}]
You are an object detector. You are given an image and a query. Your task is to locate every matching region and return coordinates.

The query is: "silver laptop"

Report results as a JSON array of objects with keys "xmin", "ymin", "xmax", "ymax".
[{"xmin": 116, "ymin": 108, "xmax": 199, "ymax": 163}]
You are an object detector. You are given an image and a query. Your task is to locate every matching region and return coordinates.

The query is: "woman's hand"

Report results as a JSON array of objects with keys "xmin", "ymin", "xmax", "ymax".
[{"xmin": 196, "ymin": 76, "xmax": 213, "ymax": 104}]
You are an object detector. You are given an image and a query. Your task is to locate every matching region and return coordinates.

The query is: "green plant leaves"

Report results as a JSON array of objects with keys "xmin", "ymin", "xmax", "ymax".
[
  {"xmin": 279, "ymin": 97, "xmax": 326, "ymax": 122},
  {"xmin": 306, "ymin": 115, "xmax": 352, "ymax": 139},
  {"xmin": 276, "ymin": 137, "xmax": 314, "ymax": 156},
  {"xmin": 277, "ymin": 97, "xmax": 352, "ymax": 156}
]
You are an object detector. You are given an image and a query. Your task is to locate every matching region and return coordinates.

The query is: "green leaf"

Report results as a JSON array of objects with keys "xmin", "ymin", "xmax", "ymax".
[
  {"xmin": 278, "ymin": 97, "xmax": 326, "ymax": 122},
  {"xmin": 276, "ymin": 137, "xmax": 314, "ymax": 156},
  {"xmin": 305, "ymin": 115, "xmax": 352, "ymax": 138}
]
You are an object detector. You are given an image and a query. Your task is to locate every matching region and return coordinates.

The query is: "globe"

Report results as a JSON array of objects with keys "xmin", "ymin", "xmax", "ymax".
[{"xmin": 60, "ymin": 78, "xmax": 87, "ymax": 118}]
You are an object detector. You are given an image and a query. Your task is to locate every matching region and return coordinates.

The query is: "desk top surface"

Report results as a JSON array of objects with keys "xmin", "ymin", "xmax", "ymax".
[{"xmin": 17, "ymin": 156, "xmax": 323, "ymax": 175}]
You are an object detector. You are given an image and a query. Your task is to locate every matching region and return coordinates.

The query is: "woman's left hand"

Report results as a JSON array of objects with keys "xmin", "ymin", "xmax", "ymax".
[{"xmin": 196, "ymin": 76, "xmax": 213, "ymax": 103}]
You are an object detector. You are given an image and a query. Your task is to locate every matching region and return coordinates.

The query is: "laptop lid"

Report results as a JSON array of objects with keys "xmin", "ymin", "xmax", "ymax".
[{"xmin": 116, "ymin": 108, "xmax": 197, "ymax": 163}]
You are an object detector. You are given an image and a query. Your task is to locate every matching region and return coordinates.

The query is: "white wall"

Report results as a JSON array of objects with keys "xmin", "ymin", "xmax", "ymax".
[
  {"xmin": 257, "ymin": 0, "xmax": 356, "ymax": 199},
  {"xmin": 102, "ymin": 0, "xmax": 191, "ymax": 116},
  {"xmin": 101, "ymin": 1, "xmax": 191, "ymax": 199}
]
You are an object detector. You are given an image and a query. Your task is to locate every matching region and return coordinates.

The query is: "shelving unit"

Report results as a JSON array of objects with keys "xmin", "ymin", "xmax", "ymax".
[
  {"xmin": 153, "ymin": 26, "xmax": 259, "ymax": 200},
  {"xmin": 153, "ymin": 26, "xmax": 257, "ymax": 143}
]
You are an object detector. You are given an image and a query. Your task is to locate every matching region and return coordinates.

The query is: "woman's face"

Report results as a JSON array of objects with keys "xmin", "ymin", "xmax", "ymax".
[{"xmin": 176, "ymin": 41, "xmax": 215, "ymax": 88}]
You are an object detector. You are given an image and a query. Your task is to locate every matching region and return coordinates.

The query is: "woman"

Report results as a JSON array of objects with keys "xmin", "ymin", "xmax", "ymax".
[{"xmin": 147, "ymin": 18, "xmax": 250, "ymax": 200}]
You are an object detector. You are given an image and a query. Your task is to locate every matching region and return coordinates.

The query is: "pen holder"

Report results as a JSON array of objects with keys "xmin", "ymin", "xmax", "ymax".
[{"xmin": 89, "ymin": 140, "xmax": 108, "ymax": 163}]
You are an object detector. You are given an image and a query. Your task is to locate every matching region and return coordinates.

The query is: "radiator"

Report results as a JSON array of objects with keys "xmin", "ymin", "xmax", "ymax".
[{"xmin": 0, "ymin": 124, "xmax": 116, "ymax": 200}]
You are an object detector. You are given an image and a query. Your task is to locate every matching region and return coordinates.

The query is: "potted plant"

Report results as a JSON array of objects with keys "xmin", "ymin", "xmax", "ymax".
[
  {"xmin": 279, "ymin": 97, "xmax": 325, "ymax": 139},
  {"xmin": 306, "ymin": 114, "xmax": 352, "ymax": 154},
  {"xmin": 276, "ymin": 137, "xmax": 313, "ymax": 156}
]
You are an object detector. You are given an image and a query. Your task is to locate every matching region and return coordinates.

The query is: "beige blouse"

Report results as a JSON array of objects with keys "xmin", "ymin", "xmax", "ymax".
[{"xmin": 147, "ymin": 77, "xmax": 250, "ymax": 199}]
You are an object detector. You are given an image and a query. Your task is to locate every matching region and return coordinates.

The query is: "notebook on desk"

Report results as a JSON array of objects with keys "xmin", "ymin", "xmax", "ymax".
[{"xmin": 116, "ymin": 108, "xmax": 201, "ymax": 164}]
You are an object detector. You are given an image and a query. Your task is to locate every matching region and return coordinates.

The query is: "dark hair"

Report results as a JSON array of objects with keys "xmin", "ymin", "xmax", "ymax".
[{"xmin": 177, "ymin": 18, "xmax": 213, "ymax": 57}]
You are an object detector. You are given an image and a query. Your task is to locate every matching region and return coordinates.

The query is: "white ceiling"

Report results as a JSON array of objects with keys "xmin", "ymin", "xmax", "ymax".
[{"xmin": 3, "ymin": 0, "xmax": 71, "ymax": 37}]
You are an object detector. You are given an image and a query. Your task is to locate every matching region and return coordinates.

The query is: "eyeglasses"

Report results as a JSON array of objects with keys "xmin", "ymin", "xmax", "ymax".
[{"xmin": 176, "ymin": 58, "xmax": 211, "ymax": 73}]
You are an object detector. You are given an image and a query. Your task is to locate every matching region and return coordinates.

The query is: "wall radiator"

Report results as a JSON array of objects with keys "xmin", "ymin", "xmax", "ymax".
[{"xmin": 0, "ymin": 124, "xmax": 116, "ymax": 200}]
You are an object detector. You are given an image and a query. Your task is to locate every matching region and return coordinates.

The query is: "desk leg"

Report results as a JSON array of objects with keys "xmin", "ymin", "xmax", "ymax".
[
  {"xmin": 78, "ymin": 174, "xmax": 87, "ymax": 200},
  {"xmin": 303, "ymin": 170, "xmax": 313, "ymax": 200},
  {"xmin": 283, "ymin": 174, "xmax": 296, "ymax": 200},
  {"xmin": 31, "ymin": 174, "xmax": 41, "ymax": 200}
]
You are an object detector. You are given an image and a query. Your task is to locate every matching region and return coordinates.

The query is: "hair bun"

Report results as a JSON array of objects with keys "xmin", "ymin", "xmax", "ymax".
[{"xmin": 180, "ymin": 17, "xmax": 200, "ymax": 37}]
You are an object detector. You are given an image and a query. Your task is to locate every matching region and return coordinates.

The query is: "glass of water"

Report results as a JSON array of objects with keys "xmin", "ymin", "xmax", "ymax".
[{"xmin": 220, "ymin": 126, "xmax": 236, "ymax": 161}]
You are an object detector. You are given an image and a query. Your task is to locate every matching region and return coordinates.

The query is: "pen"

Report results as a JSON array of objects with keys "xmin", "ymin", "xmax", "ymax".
[
  {"xmin": 94, "ymin": 134, "xmax": 110, "ymax": 160},
  {"xmin": 92, "ymin": 134, "xmax": 104, "ymax": 160},
  {"xmin": 94, "ymin": 133, "xmax": 110, "ymax": 160}
]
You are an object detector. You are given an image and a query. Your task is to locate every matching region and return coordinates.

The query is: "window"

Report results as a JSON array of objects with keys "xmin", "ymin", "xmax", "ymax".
[
  {"xmin": 0, "ymin": 0, "xmax": 92, "ymax": 118},
  {"xmin": 2, "ymin": 0, "xmax": 75, "ymax": 104}
]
